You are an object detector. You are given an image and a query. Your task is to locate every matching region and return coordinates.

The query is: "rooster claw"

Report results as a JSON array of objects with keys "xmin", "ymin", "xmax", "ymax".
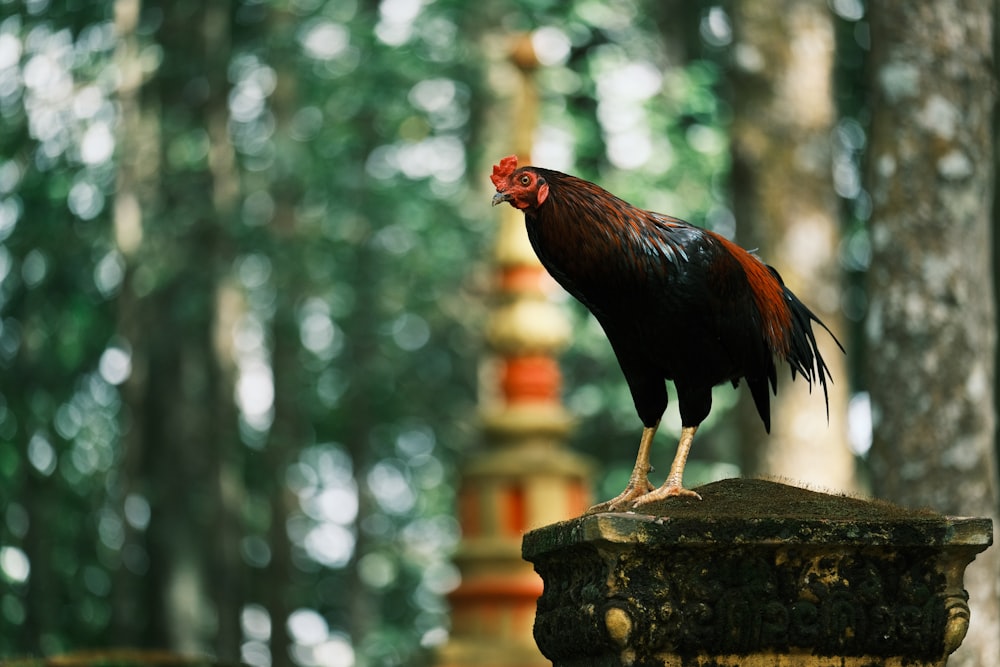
[
  {"xmin": 631, "ymin": 485, "xmax": 702, "ymax": 508},
  {"xmin": 586, "ymin": 479, "xmax": 656, "ymax": 514}
]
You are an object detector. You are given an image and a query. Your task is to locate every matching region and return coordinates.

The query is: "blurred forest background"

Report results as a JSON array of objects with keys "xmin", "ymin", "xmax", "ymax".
[{"xmin": 0, "ymin": 0, "xmax": 996, "ymax": 666}]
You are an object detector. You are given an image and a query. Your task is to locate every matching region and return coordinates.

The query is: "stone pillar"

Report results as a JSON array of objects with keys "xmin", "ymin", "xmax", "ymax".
[
  {"xmin": 522, "ymin": 478, "xmax": 993, "ymax": 667},
  {"xmin": 435, "ymin": 35, "xmax": 592, "ymax": 667}
]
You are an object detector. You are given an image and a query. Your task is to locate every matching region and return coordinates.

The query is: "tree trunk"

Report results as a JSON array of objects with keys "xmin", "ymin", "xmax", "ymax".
[
  {"xmin": 865, "ymin": 2, "xmax": 999, "ymax": 665},
  {"xmin": 111, "ymin": 0, "xmax": 158, "ymax": 646},
  {"xmin": 114, "ymin": 0, "xmax": 243, "ymax": 658},
  {"xmin": 729, "ymin": 1, "xmax": 855, "ymax": 491},
  {"xmin": 257, "ymin": 11, "xmax": 303, "ymax": 666}
]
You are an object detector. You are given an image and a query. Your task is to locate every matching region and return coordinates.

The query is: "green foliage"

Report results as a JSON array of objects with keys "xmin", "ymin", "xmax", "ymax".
[{"xmin": 0, "ymin": 1, "xmax": 120, "ymax": 656}]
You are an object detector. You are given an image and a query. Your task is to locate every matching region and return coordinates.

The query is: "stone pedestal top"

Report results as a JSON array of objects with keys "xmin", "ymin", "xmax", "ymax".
[
  {"xmin": 523, "ymin": 478, "xmax": 993, "ymax": 553},
  {"xmin": 521, "ymin": 478, "xmax": 993, "ymax": 667}
]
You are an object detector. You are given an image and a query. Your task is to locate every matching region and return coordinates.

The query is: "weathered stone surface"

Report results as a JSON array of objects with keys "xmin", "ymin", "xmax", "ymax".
[{"xmin": 521, "ymin": 478, "xmax": 993, "ymax": 667}]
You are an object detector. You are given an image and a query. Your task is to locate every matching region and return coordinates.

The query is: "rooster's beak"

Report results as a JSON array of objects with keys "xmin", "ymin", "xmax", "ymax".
[{"xmin": 492, "ymin": 192, "xmax": 511, "ymax": 207}]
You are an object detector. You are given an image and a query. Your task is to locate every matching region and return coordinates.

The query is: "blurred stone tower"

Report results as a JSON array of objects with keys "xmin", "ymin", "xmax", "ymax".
[{"xmin": 435, "ymin": 35, "xmax": 592, "ymax": 667}]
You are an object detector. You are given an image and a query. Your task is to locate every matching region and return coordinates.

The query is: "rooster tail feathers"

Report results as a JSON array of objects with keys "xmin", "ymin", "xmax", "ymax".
[{"xmin": 781, "ymin": 287, "xmax": 842, "ymax": 419}]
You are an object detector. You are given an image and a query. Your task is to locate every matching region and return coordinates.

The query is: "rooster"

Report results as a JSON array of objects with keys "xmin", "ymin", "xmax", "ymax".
[{"xmin": 491, "ymin": 155, "xmax": 841, "ymax": 511}]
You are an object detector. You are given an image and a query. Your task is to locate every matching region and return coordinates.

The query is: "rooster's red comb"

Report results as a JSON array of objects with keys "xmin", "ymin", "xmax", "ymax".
[{"xmin": 491, "ymin": 155, "xmax": 518, "ymax": 188}]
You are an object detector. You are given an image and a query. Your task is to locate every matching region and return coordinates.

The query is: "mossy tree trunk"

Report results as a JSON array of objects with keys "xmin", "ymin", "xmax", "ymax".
[
  {"xmin": 865, "ymin": 2, "xmax": 999, "ymax": 665},
  {"xmin": 729, "ymin": 1, "xmax": 854, "ymax": 491},
  {"xmin": 114, "ymin": 0, "xmax": 243, "ymax": 658}
]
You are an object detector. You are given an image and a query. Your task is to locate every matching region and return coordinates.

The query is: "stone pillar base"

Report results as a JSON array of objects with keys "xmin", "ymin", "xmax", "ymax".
[{"xmin": 522, "ymin": 478, "xmax": 993, "ymax": 667}]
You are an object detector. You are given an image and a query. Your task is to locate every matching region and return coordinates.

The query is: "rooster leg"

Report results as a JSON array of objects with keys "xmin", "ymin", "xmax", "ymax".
[
  {"xmin": 586, "ymin": 423, "xmax": 658, "ymax": 513},
  {"xmin": 632, "ymin": 425, "xmax": 702, "ymax": 507}
]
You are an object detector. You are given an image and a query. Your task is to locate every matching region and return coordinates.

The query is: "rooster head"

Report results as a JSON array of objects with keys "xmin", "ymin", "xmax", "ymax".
[{"xmin": 491, "ymin": 155, "xmax": 549, "ymax": 210}]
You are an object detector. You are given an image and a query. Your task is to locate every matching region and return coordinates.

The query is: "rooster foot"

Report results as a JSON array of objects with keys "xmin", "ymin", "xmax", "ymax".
[
  {"xmin": 631, "ymin": 484, "xmax": 702, "ymax": 508},
  {"xmin": 586, "ymin": 479, "xmax": 656, "ymax": 514}
]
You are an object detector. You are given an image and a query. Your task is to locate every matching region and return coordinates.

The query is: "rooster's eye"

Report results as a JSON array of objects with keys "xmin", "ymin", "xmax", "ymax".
[{"xmin": 520, "ymin": 175, "xmax": 530, "ymax": 186}]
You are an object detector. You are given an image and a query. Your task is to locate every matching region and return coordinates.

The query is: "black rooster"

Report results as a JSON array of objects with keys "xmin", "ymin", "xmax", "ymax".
[{"xmin": 491, "ymin": 155, "xmax": 841, "ymax": 511}]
